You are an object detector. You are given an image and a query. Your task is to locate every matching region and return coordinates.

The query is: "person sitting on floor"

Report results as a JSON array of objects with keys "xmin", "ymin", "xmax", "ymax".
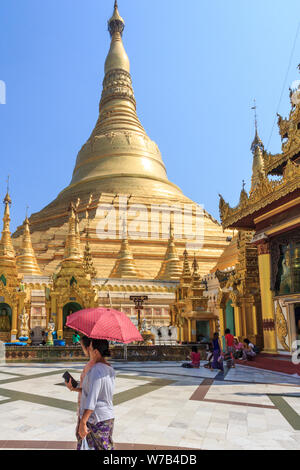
[
  {"xmin": 233, "ymin": 337, "xmax": 244, "ymax": 359},
  {"xmin": 204, "ymin": 342, "xmax": 214, "ymax": 369},
  {"xmin": 241, "ymin": 338, "xmax": 256, "ymax": 361},
  {"xmin": 182, "ymin": 346, "xmax": 201, "ymax": 368}
]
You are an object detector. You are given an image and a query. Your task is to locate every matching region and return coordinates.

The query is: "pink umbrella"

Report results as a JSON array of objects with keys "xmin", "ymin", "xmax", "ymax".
[{"xmin": 66, "ymin": 308, "xmax": 143, "ymax": 344}]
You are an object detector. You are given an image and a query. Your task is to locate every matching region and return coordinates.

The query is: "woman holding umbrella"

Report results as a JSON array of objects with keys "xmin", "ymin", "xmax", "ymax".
[
  {"xmin": 77, "ymin": 339, "xmax": 115, "ymax": 450},
  {"xmin": 66, "ymin": 307, "xmax": 143, "ymax": 450}
]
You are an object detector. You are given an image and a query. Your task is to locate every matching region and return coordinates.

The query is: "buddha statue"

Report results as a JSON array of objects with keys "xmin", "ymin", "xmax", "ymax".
[{"xmin": 0, "ymin": 308, "xmax": 11, "ymax": 331}]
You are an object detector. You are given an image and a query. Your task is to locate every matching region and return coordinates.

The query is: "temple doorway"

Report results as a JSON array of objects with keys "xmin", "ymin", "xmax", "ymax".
[
  {"xmin": 225, "ymin": 300, "xmax": 235, "ymax": 335},
  {"xmin": 196, "ymin": 321, "xmax": 210, "ymax": 342},
  {"xmin": 63, "ymin": 302, "xmax": 82, "ymax": 329},
  {"xmin": 0, "ymin": 303, "xmax": 12, "ymax": 332}
]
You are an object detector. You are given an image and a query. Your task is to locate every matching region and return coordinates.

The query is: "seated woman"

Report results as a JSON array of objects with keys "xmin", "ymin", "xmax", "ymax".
[
  {"xmin": 241, "ymin": 338, "xmax": 256, "ymax": 361},
  {"xmin": 182, "ymin": 346, "xmax": 201, "ymax": 368},
  {"xmin": 204, "ymin": 342, "xmax": 214, "ymax": 369},
  {"xmin": 233, "ymin": 338, "xmax": 244, "ymax": 359}
]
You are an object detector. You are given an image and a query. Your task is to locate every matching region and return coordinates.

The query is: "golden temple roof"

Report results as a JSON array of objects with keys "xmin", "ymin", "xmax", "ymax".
[
  {"xmin": 16, "ymin": 217, "xmax": 41, "ymax": 275},
  {"xmin": 156, "ymin": 225, "xmax": 181, "ymax": 281}
]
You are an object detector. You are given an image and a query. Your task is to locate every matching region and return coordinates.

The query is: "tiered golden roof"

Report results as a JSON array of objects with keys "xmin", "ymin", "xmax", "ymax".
[
  {"xmin": 16, "ymin": 217, "xmax": 41, "ymax": 275},
  {"xmin": 181, "ymin": 249, "xmax": 192, "ymax": 283},
  {"xmin": 156, "ymin": 225, "xmax": 181, "ymax": 281}
]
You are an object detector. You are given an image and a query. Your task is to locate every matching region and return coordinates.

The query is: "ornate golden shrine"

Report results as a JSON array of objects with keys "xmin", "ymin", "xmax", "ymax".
[
  {"xmin": 46, "ymin": 203, "xmax": 98, "ymax": 340},
  {"xmin": 215, "ymin": 231, "xmax": 262, "ymax": 347},
  {"xmin": 0, "ymin": 193, "xmax": 28, "ymax": 342},
  {"xmin": 219, "ymin": 80, "xmax": 300, "ymax": 354},
  {"xmin": 170, "ymin": 251, "xmax": 218, "ymax": 343}
]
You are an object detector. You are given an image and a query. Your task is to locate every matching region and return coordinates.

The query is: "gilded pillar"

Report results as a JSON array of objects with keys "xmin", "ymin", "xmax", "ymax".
[
  {"xmin": 10, "ymin": 306, "xmax": 18, "ymax": 341},
  {"xmin": 257, "ymin": 242, "xmax": 277, "ymax": 353},
  {"xmin": 218, "ymin": 308, "xmax": 225, "ymax": 336},
  {"xmin": 57, "ymin": 303, "xmax": 63, "ymax": 340},
  {"xmin": 233, "ymin": 305, "xmax": 242, "ymax": 338},
  {"xmin": 252, "ymin": 304, "xmax": 258, "ymax": 336},
  {"xmin": 188, "ymin": 319, "xmax": 192, "ymax": 342}
]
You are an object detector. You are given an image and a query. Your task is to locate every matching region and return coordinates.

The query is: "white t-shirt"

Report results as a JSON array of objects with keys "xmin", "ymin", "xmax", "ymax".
[{"xmin": 79, "ymin": 362, "xmax": 115, "ymax": 424}]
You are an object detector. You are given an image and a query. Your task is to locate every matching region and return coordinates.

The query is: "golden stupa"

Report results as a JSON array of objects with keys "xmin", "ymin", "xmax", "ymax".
[{"xmin": 13, "ymin": 1, "xmax": 230, "ymax": 279}]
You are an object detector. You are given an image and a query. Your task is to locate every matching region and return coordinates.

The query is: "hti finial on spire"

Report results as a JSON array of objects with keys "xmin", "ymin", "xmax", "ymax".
[
  {"xmin": 108, "ymin": 0, "xmax": 125, "ymax": 37},
  {"xmin": 251, "ymin": 99, "xmax": 258, "ymax": 134},
  {"xmin": 251, "ymin": 99, "xmax": 264, "ymax": 153}
]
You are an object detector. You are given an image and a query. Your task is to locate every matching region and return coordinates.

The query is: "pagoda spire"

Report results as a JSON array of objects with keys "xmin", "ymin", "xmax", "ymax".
[
  {"xmin": 250, "ymin": 104, "xmax": 265, "ymax": 192},
  {"xmin": 75, "ymin": 198, "xmax": 82, "ymax": 256},
  {"xmin": 156, "ymin": 223, "xmax": 181, "ymax": 281},
  {"xmin": 64, "ymin": 202, "xmax": 82, "ymax": 261},
  {"xmin": 16, "ymin": 216, "xmax": 41, "ymax": 275},
  {"xmin": 110, "ymin": 229, "xmax": 140, "ymax": 279},
  {"xmin": 82, "ymin": 218, "xmax": 97, "ymax": 279},
  {"xmin": 56, "ymin": 0, "xmax": 184, "ymax": 204},
  {"xmin": 181, "ymin": 249, "xmax": 192, "ymax": 282},
  {"xmin": 105, "ymin": 0, "xmax": 128, "ymax": 74},
  {"xmin": 0, "ymin": 192, "xmax": 15, "ymax": 258}
]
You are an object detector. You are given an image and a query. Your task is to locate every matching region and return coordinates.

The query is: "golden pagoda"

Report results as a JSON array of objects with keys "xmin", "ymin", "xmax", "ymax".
[
  {"xmin": 110, "ymin": 233, "xmax": 140, "ymax": 279},
  {"xmin": 16, "ymin": 216, "xmax": 41, "ymax": 276},
  {"xmin": 13, "ymin": 1, "xmax": 230, "ymax": 285},
  {"xmin": 0, "ymin": 193, "xmax": 26, "ymax": 341},
  {"xmin": 156, "ymin": 224, "xmax": 181, "ymax": 281},
  {"xmin": 170, "ymin": 252, "xmax": 218, "ymax": 343},
  {"xmin": 47, "ymin": 203, "xmax": 98, "ymax": 340}
]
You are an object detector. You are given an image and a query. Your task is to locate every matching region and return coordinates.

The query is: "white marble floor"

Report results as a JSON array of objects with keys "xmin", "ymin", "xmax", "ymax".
[{"xmin": 0, "ymin": 361, "xmax": 299, "ymax": 450}]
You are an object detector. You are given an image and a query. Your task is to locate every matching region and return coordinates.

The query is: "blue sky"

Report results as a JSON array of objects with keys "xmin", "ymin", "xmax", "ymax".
[{"xmin": 0, "ymin": 0, "xmax": 300, "ymax": 232}]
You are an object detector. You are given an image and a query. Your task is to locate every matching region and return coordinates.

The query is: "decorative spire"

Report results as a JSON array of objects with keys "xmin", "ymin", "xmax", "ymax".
[
  {"xmin": 75, "ymin": 198, "xmax": 82, "ymax": 256},
  {"xmin": 181, "ymin": 249, "xmax": 192, "ymax": 281},
  {"xmin": 82, "ymin": 218, "xmax": 97, "ymax": 279},
  {"xmin": 16, "ymin": 216, "xmax": 41, "ymax": 275},
  {"xmin": 192, "ymin": 254, "xmax": 200, "ymax": 278},
  {"xmin": 251, "ymin": 100, "xmax": 264, "ymax": 153},
  {"xmin": 110, "ymin": 231, "xmax": 140, "ymax": 279},
  {"xmin": 249, "ymin": 104, "xmax": 265, "ymax": 192},
  {"xmin": 239, "ymin": 180, "xmax": 249, "ymax": 205},
  {"xmin": 105, "ymin": 0, "xmax": 129, "ymax": 74},
  {"xmin": 64, "ymin": 202, "xmax": 82, "ymax": 260},
  {"xmin": 0, "ymin": 191, "xmax": 15, "ymax": 258},
  {"xmin": 108, "ymin": 0, "xmax": 125, "ymax": 37},
  {"xmin": 156, "ymin": 223, "xmax": 181, "ymax": 281}
]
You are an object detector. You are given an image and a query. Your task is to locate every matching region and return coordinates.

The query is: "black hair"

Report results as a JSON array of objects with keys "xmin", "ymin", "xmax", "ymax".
[
  {"xmin": 213, "ymin": 332, "xmax": 219, "ymax": 339},
  {"xmin": 80, "ymin": 336, "xmax": 91, "ymax": 348},
  {"xmin": 244, "ymin": 338, "xmax": 250, "ymax": 344},
  {"xmin": 91, "ymin": 339, "xmax": 111, "ymax": 357},
  {"xmin": 225, "ymin": 328, "xmax": 230, "ymax": 334},
  {"xmin": 192, "ymin": 346, "xmax": 198, "ymax": 353}
]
